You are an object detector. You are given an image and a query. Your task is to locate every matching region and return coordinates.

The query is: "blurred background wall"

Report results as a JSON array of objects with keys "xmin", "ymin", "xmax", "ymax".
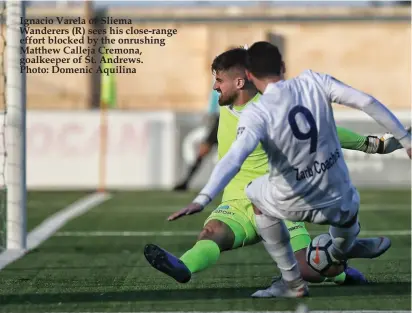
[
  {"xmin": 1, "ymin": 1, "xmax": 410, "ymax": 112},
  {"xmin": 0, "ymin": 1, "xmax": 410, "ymax": 190}
]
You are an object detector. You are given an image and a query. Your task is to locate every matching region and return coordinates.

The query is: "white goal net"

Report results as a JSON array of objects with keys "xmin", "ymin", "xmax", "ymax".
[
  {"xmin": 0, "ymin": 0, "xmax": 6, "ymax": 251},
  {"xmin": 0, "ymin": 0, "xmax": 27, "ymax": 252}
]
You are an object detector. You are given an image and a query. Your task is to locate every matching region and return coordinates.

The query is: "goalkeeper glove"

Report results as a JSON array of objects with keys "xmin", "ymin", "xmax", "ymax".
[{"xmin": 364, "ymin": 127, "xmax": 411, "ymax": 154}]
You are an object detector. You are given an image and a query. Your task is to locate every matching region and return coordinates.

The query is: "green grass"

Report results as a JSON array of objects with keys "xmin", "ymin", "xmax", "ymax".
[{"xmin": 0, "ymin": 189, "xmax": 410, "ymax": 312}]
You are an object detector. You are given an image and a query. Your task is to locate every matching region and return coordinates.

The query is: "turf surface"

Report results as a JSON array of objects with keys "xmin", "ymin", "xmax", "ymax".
[{"xmin": 0, "ymin": 189, "xmax": 409, "ymax": 312}]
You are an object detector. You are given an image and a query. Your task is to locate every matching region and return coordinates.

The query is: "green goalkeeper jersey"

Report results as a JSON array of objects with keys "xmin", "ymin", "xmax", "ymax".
[
  {"xmin": 217, "ymin": 93, "xmax": 368, "ymax": 203},
  {"xmin": 218, "ymin": 94, "xmax": 266, "ymax": 202}
]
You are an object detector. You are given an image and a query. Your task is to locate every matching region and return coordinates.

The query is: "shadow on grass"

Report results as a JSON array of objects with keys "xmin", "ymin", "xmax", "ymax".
[{"xmin": 0, "ymin": 282, "xmax": 410, "ymax": 305}]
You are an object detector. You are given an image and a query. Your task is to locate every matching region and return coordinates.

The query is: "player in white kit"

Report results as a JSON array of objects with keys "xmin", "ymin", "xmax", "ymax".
[{"xmin": 178, "ymin": 41, "xmax": 411, "ymax": 298}]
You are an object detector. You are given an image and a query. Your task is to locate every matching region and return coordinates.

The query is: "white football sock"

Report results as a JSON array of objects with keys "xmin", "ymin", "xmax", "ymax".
[
  {"xmin": 255, "ymin": 213, "xmax": 302, "ymax": 282},
  {"xmin": 329, "ymin": 216, "xmax": 360, "ymax": 259}
]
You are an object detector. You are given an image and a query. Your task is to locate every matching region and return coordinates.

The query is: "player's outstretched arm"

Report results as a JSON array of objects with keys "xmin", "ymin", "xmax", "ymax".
[
  {"xmin": 169, "ymin": 110, "xmax": 265, "ymax": 221},
  {"xmin": 168, "ymin": 130, "xmax": 259, "ymax": 221},
  {"xmin": 337, "ymin": 126, "xmax": 411, "ymax": 154},
  {"xmin": 319, "ymin": 72, "xmax": 411, "ymax": 158}
]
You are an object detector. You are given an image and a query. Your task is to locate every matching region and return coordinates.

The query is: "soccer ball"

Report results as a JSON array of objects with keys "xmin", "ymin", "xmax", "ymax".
[{"xmin": 306, "ymin": 233, "xmax": 346, "ymax": 277}]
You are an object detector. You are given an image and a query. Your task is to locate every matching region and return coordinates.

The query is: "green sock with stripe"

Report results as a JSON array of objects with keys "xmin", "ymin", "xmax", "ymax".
[{"xmin": 180, "ymin": 240, "xmax": 221, "ymax": 273}]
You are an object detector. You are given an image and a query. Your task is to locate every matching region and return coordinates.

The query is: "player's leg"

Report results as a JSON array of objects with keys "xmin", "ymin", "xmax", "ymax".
[
  {"xmin": 285, "ymin": 221, "xmax": 367, "ymax": 284},
  {"xmin": 245, "ymin": 175, "xmax": 304, "ymax": 286},
  {"xmin": 247, "ymin": 201, "xmax": 324, "ymax": 284},
  {"xmin": 328, "ymin": 212, "xmax": 391, "ymax": 261},
  {"xmin": 292, "ymin": 239, "xmax": 367, "ymax": 285},
  {"xmin": 144, "ymin": 218, "xmax": 232, "ymax": 283},
  {"xmin": 247, "ymin": 202, "xmax": 345, "ymax": 284},
  {"xmin": 144, "ymin": 200, "xmax": 258, "ymax": 283},
  {"xmin": 245, "ymin": 175, "xmax": 361, "ymax": 297},
  {"xmin": 253, "ymin": 216, "xmax": 365, "ymax": 286},
  {"xmin": 289, "ymin": 187, "xmax": 390, "ymax": 262},
  {"xmin": 285, "ymin": 222, "xmax": 326, "ymax": 283},
  {"xmin": 173, "ymin": 116, "xmax": 219, "ymax": 191},
  {"xmin": 319, "ymin": 189, "xmax": 391, "ymax": 260},
  {"xmin": 180, "ymin": 200, "xmax": 260, "ymax": 274},
  {"xmin": 178, "ymin": 219, "xmax": 235, "ymax": 274},
  {"xmin": 251, "ymin": 204, "xmax": 308, "ymax": 298}
]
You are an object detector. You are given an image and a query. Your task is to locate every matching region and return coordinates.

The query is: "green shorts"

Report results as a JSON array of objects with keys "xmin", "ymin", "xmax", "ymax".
[{"xmin": 205, "ymin": 199, "xmax": 311, "ymax": 252}]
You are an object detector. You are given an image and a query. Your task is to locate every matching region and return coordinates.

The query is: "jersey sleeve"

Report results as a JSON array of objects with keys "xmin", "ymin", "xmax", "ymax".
[
  {"xmin": 337, "ymin": 126, "xmax": 367, "ymax": 151},
  {"xmin": 312, "ymin": 71, "xmax": 410, "ymax": 150},
  {"xmin": 237, "ymin": 104, "xmax": 267, "ymax": 142},
  {"xmin": 192, "ymin": 108, "xmax": 265, "ymax": 207}
]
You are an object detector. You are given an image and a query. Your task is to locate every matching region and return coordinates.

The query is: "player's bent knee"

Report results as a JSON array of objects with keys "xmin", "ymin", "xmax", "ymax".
[
  {"xmin": 340, "ymin": 213, "xmax": 358, "ymax": 228},
  {"xmin": 198, "ymin": 220, "xmax": 234, "ymax": 251}
]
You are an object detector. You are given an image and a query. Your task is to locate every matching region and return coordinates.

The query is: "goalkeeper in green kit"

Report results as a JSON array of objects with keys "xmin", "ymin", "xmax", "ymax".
[{"xmin": 144, "ymin": 47, "xmax": 409, "ymax": 288}]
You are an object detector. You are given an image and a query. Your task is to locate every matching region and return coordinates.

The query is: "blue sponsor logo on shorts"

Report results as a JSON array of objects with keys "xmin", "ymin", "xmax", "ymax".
[{"xmin": 216, "ymin": 205, "xmax": 230, "ymax": 210}]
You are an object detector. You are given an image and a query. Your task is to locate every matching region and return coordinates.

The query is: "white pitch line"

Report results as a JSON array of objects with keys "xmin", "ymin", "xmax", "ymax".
[
  {"xmin": 55, "ymin": 230, "xmax": 199, "ymax": 237},
  {"xmin": 55, "ymin": 229, "xmax": 411, "ymax": 237},
  {"xmin": 39, "ymin": 311, "xmax": 412, "ymax": 313},
  {"xmin": 63, "ymin": 203, "xmax": 410, "ymax": 215},
  {"xmin": 0, "ymin": 192, "xmax": 111, "ymax": 271},
  {"xmin": 86, "ymin": 203, "xmax": 410, "ymax": 213},
  {"xmin": 145, "ymin": 311, "xmax": 410, "ymax": 313}
]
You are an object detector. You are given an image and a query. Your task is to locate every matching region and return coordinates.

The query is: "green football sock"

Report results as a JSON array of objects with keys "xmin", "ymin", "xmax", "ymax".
[
  {"xmin": 336, "ymin": 126, "xmax": 368, "ymax": 151},
  {"xmin": 180, "ymin": 240, "xmax": 221, "ymax": 274},
  {"xmin": 325, "ymin": 271, "xmax": 347, "ymax": 284}
]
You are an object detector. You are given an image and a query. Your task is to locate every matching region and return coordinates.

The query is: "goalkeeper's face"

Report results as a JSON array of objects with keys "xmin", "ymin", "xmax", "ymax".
[{"xmin": 213, "ymin": 70, "xmax": 246, "ymax": 106}]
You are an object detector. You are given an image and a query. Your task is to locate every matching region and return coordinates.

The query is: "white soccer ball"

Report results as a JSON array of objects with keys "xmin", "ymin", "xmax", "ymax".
[{"xmin": 306, "ymin": 233, "xmax": 345, "ymax": 277}]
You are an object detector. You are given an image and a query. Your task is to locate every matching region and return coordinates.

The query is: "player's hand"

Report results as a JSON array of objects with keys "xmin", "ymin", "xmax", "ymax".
[
  {"xmin": 376, "ymin": 126, "xmax": 411, "ymax": 154},
  {"xmin": 407, "ymin": 147, "xmax": 411, "ymax": 159},
  {"xmin": 167, "ymin": 203, "xmax": 204, "ymax": 221}
]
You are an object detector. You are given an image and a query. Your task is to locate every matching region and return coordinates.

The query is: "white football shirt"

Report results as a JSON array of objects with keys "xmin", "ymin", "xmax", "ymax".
[{"xmin": 193, "ymin": 70, "xmax": 411, "ymax": 211}]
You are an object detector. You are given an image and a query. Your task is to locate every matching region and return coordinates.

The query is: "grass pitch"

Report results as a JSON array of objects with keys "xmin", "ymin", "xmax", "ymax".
[{"xmin": 0, "ymin": 189, "xmax": 409, "ymax": 312}]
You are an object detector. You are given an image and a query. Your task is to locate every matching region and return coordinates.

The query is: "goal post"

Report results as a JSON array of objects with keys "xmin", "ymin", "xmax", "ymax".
[{"xmin": 5, "ymin": 0, "xmax": 27, "ymax": 251}]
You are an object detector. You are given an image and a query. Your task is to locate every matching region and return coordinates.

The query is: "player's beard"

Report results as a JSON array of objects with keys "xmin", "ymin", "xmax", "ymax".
[{"xmin": 218, "ymin": 91, "xmax": 238, "ymax": 106}]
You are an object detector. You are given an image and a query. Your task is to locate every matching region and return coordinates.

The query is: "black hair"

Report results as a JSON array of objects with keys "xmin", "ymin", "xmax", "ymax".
[
  {"xmin": 246, "ymin": 41, "xmax": 283, "ymax": 78},
  {"xmin": 211, "ymin": 47, "xmax": 248, "ymax": 74}
]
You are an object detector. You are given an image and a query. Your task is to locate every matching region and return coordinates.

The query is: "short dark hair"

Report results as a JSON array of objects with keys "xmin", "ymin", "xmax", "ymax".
[
  {"xmin": 211, "ymin": 47, "xmax": 248, "ymax": 74},
  {"xmin": 246, "ymin": 41, "xmax": 283, "ymax": 78}
]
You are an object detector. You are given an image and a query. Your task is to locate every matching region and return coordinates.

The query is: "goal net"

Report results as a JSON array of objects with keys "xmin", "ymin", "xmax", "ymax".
[
  {"xmin": 0, "ymin": 0, "xmax": 5, "ymax": 251},
  {"xmin": 0, "ymin": 0, "xmax": 27, "ymax": 252}
]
